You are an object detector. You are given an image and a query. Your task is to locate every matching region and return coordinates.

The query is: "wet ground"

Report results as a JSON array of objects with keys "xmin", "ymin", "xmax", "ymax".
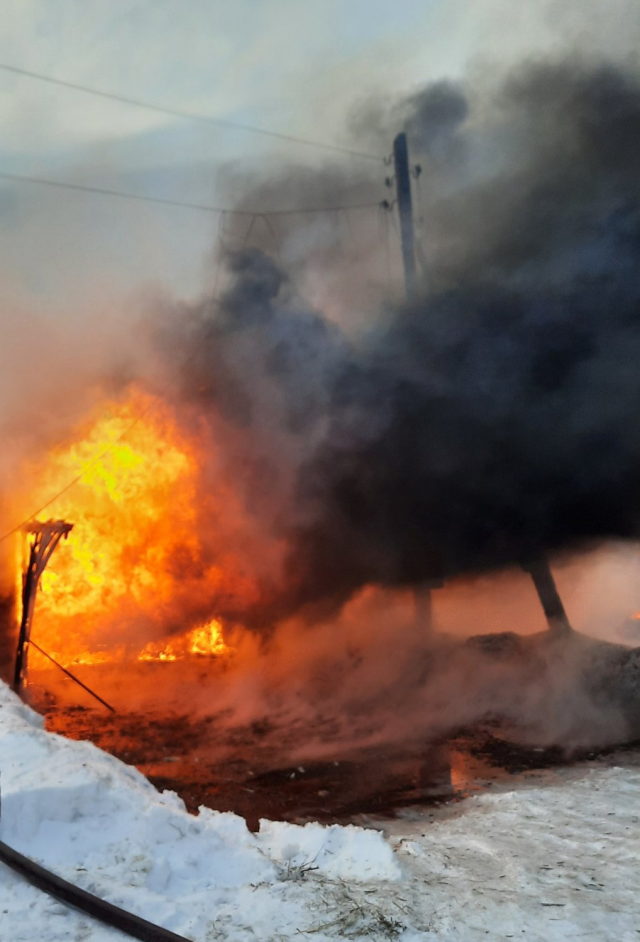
[
  {"xmin": 24, "ymin": 633, "xmax": 640, "ymax": 831},
  {"xmin": 29, "ymin": 689, "xmax": 617, "ymax": 831}
]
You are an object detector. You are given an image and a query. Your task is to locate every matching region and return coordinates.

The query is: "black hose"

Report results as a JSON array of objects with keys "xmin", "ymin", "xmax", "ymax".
[{"xmin": 0, "ymin": 839, "xmax": 193, "ymax": 942}]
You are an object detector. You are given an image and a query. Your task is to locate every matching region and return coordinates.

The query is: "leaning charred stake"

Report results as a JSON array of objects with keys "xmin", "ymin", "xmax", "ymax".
[{"xmin": 169, "ymin": 60, "xmax": 640, "ymax": 625}]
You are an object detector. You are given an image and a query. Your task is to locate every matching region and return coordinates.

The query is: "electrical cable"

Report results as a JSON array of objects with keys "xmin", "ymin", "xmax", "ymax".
[
  {"xmin": 0, "ymin": 166, "xmax": 383, "ymax": 545},
  {"xmin": 0, "ymin": 176, "xmax": 382, "ymax": 546},
  {"xmin": 242, "ymin": 214, "xmax": 258, "ymax": 245},
  {"xmin": 0, "ymin": 61, "xmax": 381, "ymax": 162},
  {"xmin": 0, "ymin": 169, "xmax": 382, "ymax": 217},
  {"xmin": 260, "ymin": 214, "xmax": 281, "ymax": 261},
  {"xmin": 27, "ymin": 640, "xmax": 116, "ymax": 713}
]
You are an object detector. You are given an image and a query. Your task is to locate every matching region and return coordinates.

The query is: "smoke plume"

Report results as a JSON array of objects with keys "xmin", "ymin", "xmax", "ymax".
[{"xmin": 160, "ymin": 57, "xmax": 640, "ymax": 626}]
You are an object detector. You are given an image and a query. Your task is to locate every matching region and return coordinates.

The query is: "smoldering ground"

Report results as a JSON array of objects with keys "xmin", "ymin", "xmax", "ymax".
[
  {"xmin": 38, "ymin": 585, "xmax": 640, "ymax": 755},
  {"xmin": 153, "ymin": 58, "xmax": 640, "ymax": 631}
]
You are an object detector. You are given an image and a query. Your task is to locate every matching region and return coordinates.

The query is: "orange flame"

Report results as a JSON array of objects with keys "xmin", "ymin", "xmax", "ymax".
[
  {"xmin": 19, "ymin": 388, "xmax": 239, "ymax": 669},
  {"xmin": 139, "ymin": 618, "xmax": 231, "ymax": 661}
]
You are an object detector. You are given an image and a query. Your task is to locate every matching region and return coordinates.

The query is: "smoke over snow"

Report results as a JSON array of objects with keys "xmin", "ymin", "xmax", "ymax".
[{"xmin": 153, "ymin": 58, "xmax": 640, "ymax": 627}]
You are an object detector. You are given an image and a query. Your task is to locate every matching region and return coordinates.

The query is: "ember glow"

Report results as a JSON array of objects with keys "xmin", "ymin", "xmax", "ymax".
[{"xmin": 19, "ymin": 388, "xmax": 236, "ymax": 669}]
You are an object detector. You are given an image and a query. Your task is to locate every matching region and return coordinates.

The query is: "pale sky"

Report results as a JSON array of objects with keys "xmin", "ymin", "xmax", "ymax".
[{"xmin": 0, "ymin": 0, "xmax": 638, "ymax": 312}]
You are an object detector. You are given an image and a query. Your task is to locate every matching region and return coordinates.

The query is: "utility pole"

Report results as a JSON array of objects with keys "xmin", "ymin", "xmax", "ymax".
[
  {"xmin": 390, "ymin": 131, "xmax": 439, "ymax": 630},
  {"xmin": 393, "ymin": 132, "xmax": 418, "ymax": 298},
  {"xmin": 13, "ymin": 520, "xmax": 72, "ymax": 693},
  {"xmin": 388, "ymin": 134, "xmax": 571, "ymax": 638}
]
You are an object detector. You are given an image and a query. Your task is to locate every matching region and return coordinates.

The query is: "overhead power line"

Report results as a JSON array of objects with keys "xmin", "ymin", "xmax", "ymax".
[
  {"xmin": 0, "ymin": 169, "xmax": 381, "ymax": 217},
  {"xmin": 0, "ymin": 188, "xmax": 381, "ymax": 547},
  {"xmin": 0, "ymin": 63, "xmax": 384, "ymax": 545},
  {"xmin": 0, "ymin": 62, "xmax": 381, "ymax": 163}
]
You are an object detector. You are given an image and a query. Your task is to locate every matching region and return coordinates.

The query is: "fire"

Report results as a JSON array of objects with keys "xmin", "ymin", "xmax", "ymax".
[
  {"xmin": 139, "ymin": 619, "xmax": 231, "ymax": 661},
  {"xmin": 18, "ymin": 387, "xmax": 240, "ymax": 669}
]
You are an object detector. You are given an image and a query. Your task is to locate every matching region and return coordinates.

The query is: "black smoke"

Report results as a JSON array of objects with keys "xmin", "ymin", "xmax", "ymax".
[{"xmin": 167, "ymin": 58, "xmax": 640, "ymax": 625}]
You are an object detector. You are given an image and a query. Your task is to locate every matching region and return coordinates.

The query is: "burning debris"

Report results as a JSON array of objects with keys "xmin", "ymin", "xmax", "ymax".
[
  {"xmin": 8, "ymin": 388, "xmax": 261, "ymax": 675},
  {"xmin": 13, "ymin": 520, "xmax": 73, "ymax": 693},
  {"xmin": 138, "ymin": 620, "xmax": 231, "ymax": 662}
]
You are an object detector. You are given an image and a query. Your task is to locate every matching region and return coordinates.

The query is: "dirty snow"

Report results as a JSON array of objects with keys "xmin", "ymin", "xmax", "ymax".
[{"xmin": 0, "ymin": 681, "xmax": 639, "ymax": 941}]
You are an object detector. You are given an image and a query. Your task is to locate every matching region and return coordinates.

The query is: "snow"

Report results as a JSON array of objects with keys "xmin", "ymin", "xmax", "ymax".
[{"xmin": 1, "ymin": 680, "xmax": 639, "ymax": 941}]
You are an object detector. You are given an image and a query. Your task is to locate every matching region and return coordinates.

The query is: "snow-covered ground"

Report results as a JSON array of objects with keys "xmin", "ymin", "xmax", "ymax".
[{"xmin": 1, "ymin": 680, "xmax": 639, "ymax": 942}]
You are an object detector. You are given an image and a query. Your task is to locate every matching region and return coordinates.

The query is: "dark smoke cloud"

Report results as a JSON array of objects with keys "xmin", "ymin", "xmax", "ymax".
[
  {"xmin": 174, "ymin": 248, "xmax": 348, "ymax": 437},
  {"xmin": 404, "ymin": 80, "xmax": 469, "ymax": 162},
  {"xmin": 163, "ymin": 58, "xmax": 640, "ymax": 626}
]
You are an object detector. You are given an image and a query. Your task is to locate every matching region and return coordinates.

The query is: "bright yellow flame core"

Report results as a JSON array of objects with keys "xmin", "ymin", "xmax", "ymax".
[{"xmin": 23, "ymin": 390, "xmax": 233, "ymax": 667}]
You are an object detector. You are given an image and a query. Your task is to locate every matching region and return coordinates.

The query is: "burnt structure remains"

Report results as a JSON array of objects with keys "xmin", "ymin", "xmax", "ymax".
[{"xmin": 13, "ymin": 520, "xmax": 73, "ymax": 693}]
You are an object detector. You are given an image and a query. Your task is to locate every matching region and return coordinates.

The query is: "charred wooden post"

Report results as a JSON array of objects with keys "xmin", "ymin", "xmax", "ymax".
[
  {"xmin": 522, "ymin": 557, "xmax": 572, "ymax": 635},
  {"xmin": 0, "ymin": 592, "xmax": 16, "ymax": 684},
  {"xmin": 13, "ymin": 520, "xmax": 73, "ymax": 694}
]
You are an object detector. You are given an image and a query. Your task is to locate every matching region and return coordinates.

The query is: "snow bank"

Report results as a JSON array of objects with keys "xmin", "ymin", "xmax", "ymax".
[
  {"xmin": 0, "ymin": 682, "xmax": 400, "ymax": 941},
  {"xmin": 1, "ymin": 679, "xmax": 639, "ymax": 941}
]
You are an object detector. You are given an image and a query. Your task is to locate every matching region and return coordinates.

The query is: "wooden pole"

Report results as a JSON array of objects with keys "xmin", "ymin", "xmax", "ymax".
[
  {"xmin": 522, "ymin": 558, "xmax": 572, "ymax": 635},
  {"xmin": 13, "ymin": 520, "xmax": 116, "ymax": 710},
  {"xmin": 13, "ymin": 521, "xmax": 72, "ymax": 693},
  {"xmin": 392, "ymin": 131, "xmax": 438, "ymax": 629},
  {"xmin": 392, "ymin": 134, "xmax": 568, "ymax": 638},
  {"xmin": 13, "ymin": 541, "xmax": 38, "ymax": 690},
  {"xmin": 393, "ymin": 132, "xmax": 417, "ymax": 299}
]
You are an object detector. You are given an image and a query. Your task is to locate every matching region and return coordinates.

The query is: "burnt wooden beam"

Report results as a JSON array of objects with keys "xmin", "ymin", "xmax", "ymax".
[{"xmin": 522, "ymin": 558, "xmax": 572, "ymax": 634}]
